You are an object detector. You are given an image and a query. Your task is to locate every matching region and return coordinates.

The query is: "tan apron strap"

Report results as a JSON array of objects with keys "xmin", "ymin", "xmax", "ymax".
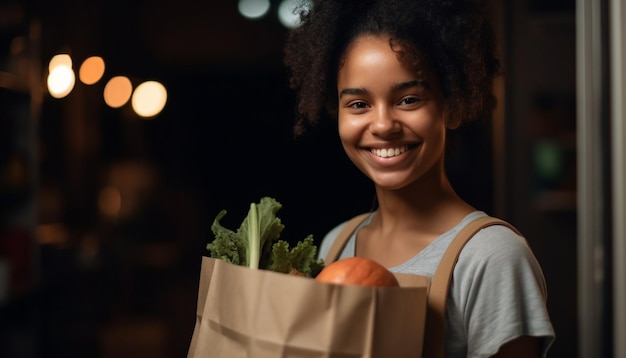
[
  {"xmin": 323, "ymin": 213, "xmax": 370, "ymax": 263},
  {"xmin": 423, "ymin": 216, "xmax": 520, "ymax": 358}
]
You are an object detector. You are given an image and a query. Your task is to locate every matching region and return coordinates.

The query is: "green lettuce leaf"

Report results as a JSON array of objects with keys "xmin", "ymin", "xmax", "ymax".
[{"xmin": 206, "ymin": 196, "xmax": 324, "ymax": 277}]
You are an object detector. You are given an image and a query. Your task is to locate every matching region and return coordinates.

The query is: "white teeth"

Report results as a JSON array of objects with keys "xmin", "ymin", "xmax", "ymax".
[{"xmin": 371, "ymin": 146, "xmax": 408, "ymax": 158}]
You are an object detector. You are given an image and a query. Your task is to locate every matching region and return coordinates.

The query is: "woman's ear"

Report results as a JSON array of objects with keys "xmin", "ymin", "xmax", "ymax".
[
  {"xmin": 444, "ymin": 107, "xmax": 462, "ymax": 130},
  {"xmin": 447, "ymin": 116, "xmax": 461, "ymax": 130}
]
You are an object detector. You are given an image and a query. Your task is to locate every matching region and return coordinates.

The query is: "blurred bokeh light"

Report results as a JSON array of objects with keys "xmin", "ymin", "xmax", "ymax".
[
  {"xmin": 131, "ymin": 81, "xmax": 167, "ymax": 118},
  {"xmin": 48, "ymin": 53, "xmax": 72, "ymax": 72},
  {"xmin": 103, "ymin": 75, "xmax": 133, "ymax": 108},
  {"xmin": 47, "ymin": 63, "xmax": 75, "ymax": 98},
  {"xmin": 98, "ymin": 186, "xmax": 122, "ymax": 218},
  {"xmin": 278, "ymin": 0, "xmax": 307, "ymax": 28},
  {"xmin": 79, "ymin": 56, "xmax": 106, "ymax": 85},
  {"xmin": 238, "ymin": 0, "xmax": 271, "ymax": 19}
]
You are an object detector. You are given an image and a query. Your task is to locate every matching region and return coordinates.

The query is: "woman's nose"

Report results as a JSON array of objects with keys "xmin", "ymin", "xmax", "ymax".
[{"xmin": 370, "ymin": 107, "xmax": 401, "ymax": 137}]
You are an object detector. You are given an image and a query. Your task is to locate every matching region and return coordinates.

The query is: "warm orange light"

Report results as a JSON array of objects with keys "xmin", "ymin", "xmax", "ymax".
[
  {"xmin": 98, "ymin": 186, "xmax": 122, "ymax": 216},
  {"xmin": 48, "ymin": 53, "xmax": 72, "ymax": 72},
  {"xmin": 47, "ymin": 53, "xmax": 75, "ymax": 98},
  {"xmin": 47, "ymin": 64, "xmax": 75, "ymax": 98},
  {"xmin": 79, "ymin": 56, "xmax": 105, "ymax": 85},
  {"xmin": 131, "ymin": 81, "xmax": 167, "ymax": 118},
  {"xmin": 103, "ymin": 76, "xmax": 133, "ymax": 108},
  {"xmin": 37, "ymin": 223, "xmax": 69, "ymax": 245}
]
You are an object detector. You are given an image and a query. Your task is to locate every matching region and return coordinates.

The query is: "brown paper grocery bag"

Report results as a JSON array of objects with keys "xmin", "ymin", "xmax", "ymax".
[{"xmin": 187, "ymin": 257, "xmax": 428, "ymax": 358}]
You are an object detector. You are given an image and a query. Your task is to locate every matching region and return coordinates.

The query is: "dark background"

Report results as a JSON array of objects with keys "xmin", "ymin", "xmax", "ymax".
[{"xmin": 1, "ymin": 0, "xmax": 578, "ymax": 357}]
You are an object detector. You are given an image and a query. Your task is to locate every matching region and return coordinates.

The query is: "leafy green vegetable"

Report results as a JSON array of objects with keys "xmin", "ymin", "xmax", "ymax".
[
  {"xmin": 267, "ymin": 236, "xmax": 325, "ymax": 277},
  {"xmin": 206, "ymin": 197, "xmax": 325, "ymax": 277}
]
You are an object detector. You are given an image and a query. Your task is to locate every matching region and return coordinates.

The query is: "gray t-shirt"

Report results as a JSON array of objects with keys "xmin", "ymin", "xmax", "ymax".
[{"xmin": 318, "ymin": 211, "xmax": 555, "ymax": 358}]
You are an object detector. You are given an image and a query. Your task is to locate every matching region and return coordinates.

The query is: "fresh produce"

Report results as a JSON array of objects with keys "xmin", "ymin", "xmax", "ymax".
[
  {"xmin": 206, "ymin": 196, "xmax": 325, "ymax": 278},
  {"xmin": 315, "ymin": 256, "xmax": 399, "ymax": 287}
]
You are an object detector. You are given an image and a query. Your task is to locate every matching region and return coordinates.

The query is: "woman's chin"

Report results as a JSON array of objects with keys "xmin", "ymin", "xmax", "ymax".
[{"xmin": 368, "ymin": 175, "xmax": 411, "ymax": 191}]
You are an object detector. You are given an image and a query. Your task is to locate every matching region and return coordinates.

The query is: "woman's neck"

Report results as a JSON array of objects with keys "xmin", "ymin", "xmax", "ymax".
[{"xmin": 372, "ymin": 171, "xmax": 475, "ymax": 234}]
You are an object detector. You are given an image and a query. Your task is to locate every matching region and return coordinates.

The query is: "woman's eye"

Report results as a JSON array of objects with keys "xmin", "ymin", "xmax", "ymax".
[
  {"xmin": 348, "ymin": 101, "xmax": 368, "ymax": 109},
  {"xmin": 400, "ymin": 97, "xmax": 420, "ymax": 106}
]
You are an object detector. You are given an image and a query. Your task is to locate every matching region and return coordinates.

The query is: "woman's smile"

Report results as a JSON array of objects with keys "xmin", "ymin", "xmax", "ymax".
[{"xmin": 369, "ymin": 145, "xmax": 409, "ymax": 158}]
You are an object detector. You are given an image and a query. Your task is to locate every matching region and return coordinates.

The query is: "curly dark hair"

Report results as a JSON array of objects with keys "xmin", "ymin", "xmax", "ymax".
[{"xmin": 283, "ymin": 0, "xmax": 501, "ymax": 136}]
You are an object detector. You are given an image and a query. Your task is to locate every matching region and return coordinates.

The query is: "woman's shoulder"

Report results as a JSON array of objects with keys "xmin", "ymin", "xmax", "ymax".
[
  {"xmin": 460, "ymin": 219, "xmax": 537, "ymax": 264},
  {"xmin": 454, "ymin": 217, "xmax": 548, "ymax": 295}
]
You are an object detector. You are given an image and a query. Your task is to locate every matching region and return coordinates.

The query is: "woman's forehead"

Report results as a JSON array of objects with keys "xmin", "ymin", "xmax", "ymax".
[{"xmin": 341, "ymin": 34, "xmax": 432, "ymax": 78}]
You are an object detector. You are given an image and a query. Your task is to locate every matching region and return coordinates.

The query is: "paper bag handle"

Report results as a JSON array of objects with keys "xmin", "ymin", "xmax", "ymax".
[{"xmin": 323, "ymin": 212, "xmax": 519, "ymax": 358}]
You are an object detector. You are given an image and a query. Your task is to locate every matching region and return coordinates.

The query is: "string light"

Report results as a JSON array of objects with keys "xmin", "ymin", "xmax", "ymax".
[
  {"xmin": 47, "ymin": 53, "xmax": 167, "ymax": 118},
  {"xmin": 79, "ymin": 56, "xmax": 105, "ymax": 85},
  {"xmin": 238, "ymin": 0, "xmax": 271, "ymax": 19},
  {"xmin": 131, "ymin": 81, "xmax": 167, "ymax": 119},
  {"xmin": 277, "ymin": 0, "xmax": 304, "ymax": 28},
  {"xmin": 103, "ymin": 75, "xmax": 133, "ymax": 108},
  {"xmin": 47, "ymin": 63, "xmax": 75, "ymax": 99}
]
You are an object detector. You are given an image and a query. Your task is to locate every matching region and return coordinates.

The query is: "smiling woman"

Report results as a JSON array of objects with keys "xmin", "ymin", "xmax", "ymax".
[{"xmin": 283, "ymin": 0, "xmax": 555, "ymax": 356}]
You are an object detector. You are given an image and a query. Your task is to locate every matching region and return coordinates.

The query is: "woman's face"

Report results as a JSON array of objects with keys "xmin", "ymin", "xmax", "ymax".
[{"xmin": 337, "ymin": 35, "xmax": 450, "ymax": 191}]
